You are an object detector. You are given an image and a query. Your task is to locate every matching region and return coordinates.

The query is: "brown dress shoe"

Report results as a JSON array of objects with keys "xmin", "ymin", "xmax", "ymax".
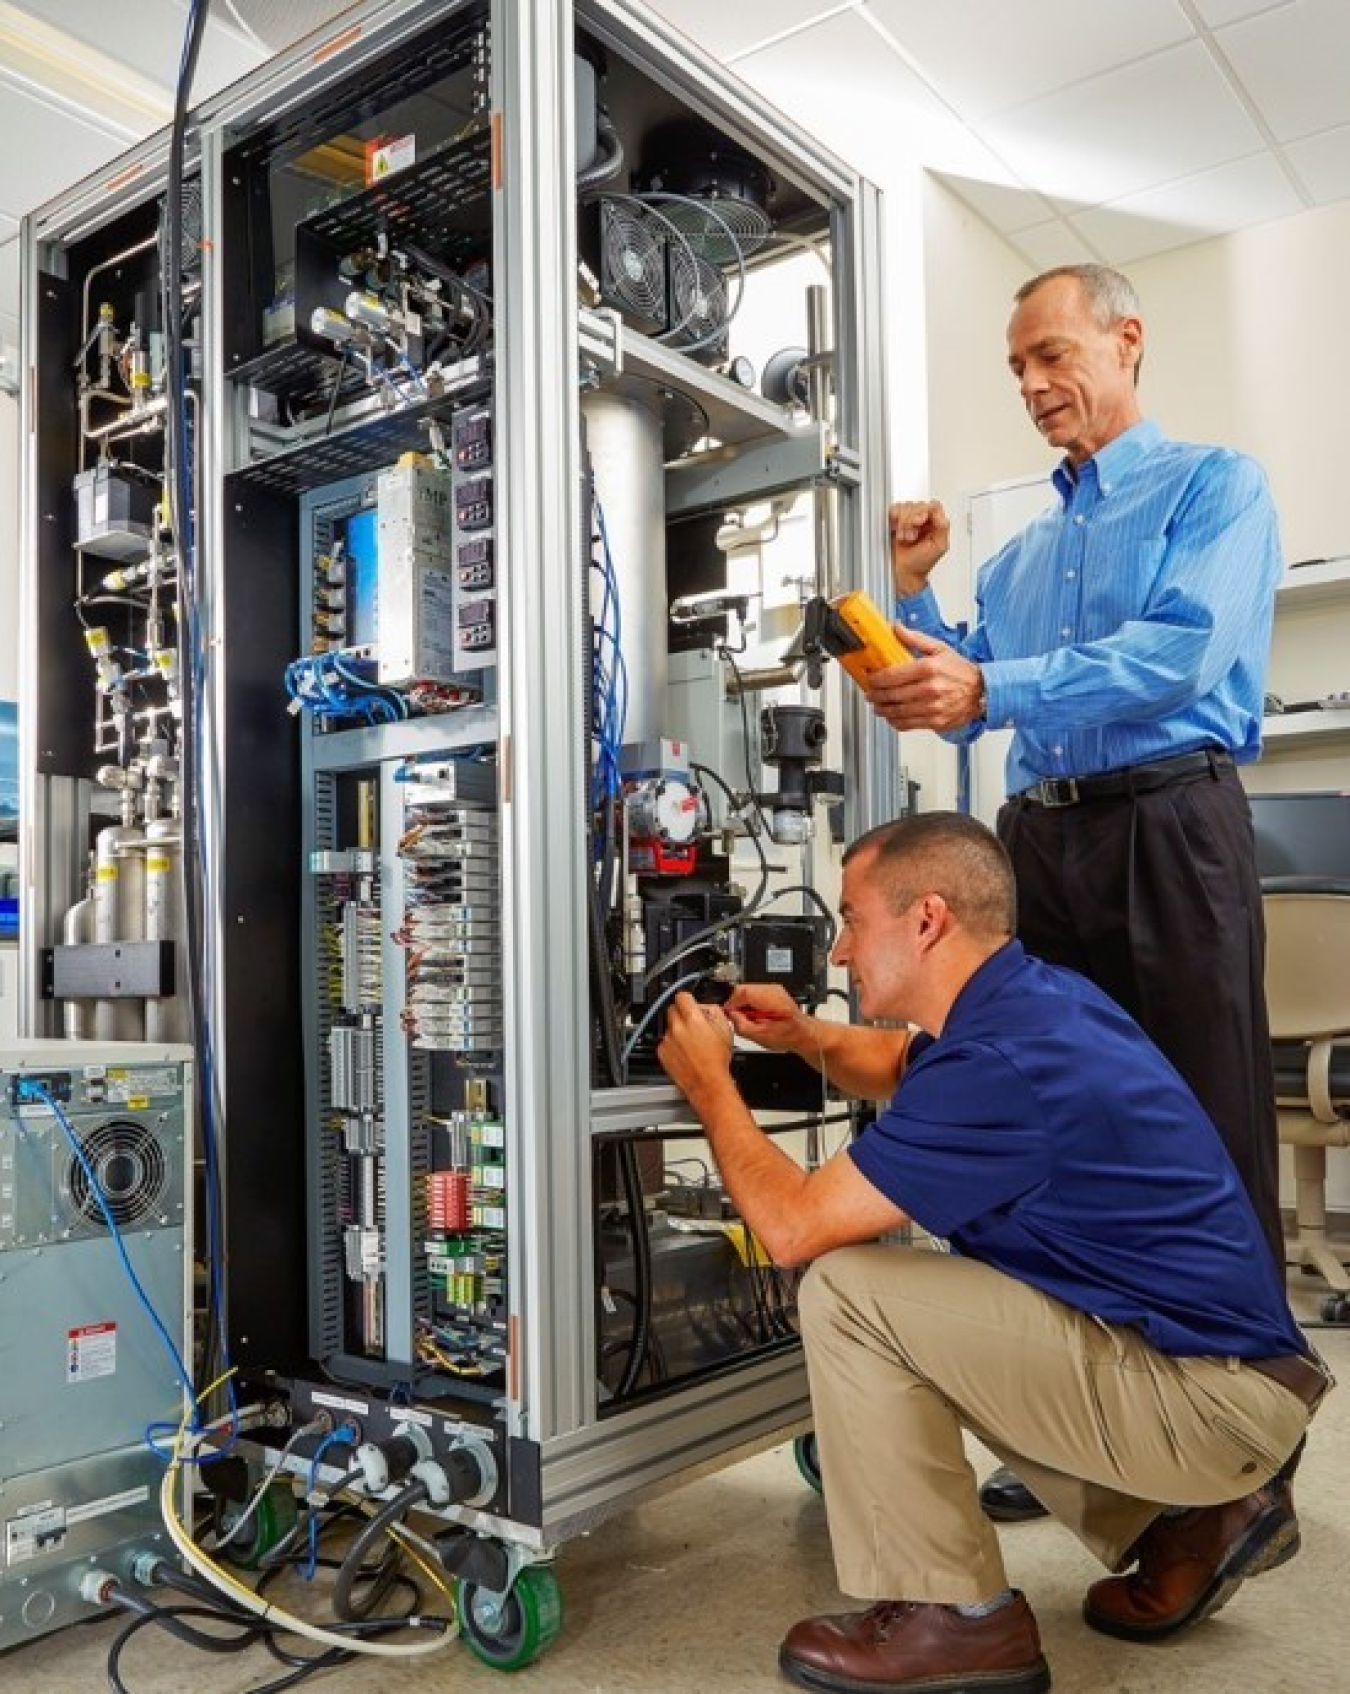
[
  {"xmin": 1083, "ymin": 1481, "xmax": 1300, "ymax": 1643},
  {"xmin": 778, "ymin": 1593, "xmax": 1051, "ymax": 1692}
]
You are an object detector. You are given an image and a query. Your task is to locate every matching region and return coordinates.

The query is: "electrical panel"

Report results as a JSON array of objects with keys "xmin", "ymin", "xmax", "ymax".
[
  {"xmin": 18, "ymin": 0, "xmax": 895, "ymax": 1667},
  {"xmin": 0, "ymin": 1042, "xmax": 191, "ymax": 1652}
]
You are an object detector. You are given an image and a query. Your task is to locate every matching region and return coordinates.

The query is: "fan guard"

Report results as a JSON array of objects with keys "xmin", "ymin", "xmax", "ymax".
[
  {"xmin": 64, "ymin": 1118, "xmax": 171, "ymax": 1231},
  {"xmin": 667, "ymin": 246, "xmax": 729, "ymax": 348},
  {"xmin": 599, "ymin": 199, "xmax": 667, "ymax": 327},
  {"xmin": 653, "ymin": 196, "xmax": 771, "ymax": 267}
]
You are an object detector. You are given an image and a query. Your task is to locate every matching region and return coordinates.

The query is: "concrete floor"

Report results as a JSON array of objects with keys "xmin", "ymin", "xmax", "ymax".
[{"xmin": 9, "ymin": 1293, "xmax": 1349, "ymax": 1693}]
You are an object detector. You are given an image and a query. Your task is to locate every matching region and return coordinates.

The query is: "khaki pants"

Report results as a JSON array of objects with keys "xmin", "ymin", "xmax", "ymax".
[{"xmin": 799, "ymin": 1245, "xmax": 1311, "ymax": 1605}]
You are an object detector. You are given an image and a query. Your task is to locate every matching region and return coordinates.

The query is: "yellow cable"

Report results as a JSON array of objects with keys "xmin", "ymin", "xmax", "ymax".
[{"xmin": 158, "ymin": 1418, "xmax": 460, "ymax": 1658}]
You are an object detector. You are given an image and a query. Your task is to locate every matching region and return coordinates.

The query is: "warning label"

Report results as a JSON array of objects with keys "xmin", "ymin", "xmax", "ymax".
[{"xmin": 67, "ymin": 1321, "xmax": 116, "ymax": 1384}]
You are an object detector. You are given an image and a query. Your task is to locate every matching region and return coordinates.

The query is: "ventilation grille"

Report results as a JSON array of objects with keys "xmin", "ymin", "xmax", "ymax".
[
  {"xmin": 62, "ymin": 1119, "xmax": 171, "ymax": 1232},
  {"xmin": 599, "ymin": 200, "xmax": 668, "ymax": 331}
]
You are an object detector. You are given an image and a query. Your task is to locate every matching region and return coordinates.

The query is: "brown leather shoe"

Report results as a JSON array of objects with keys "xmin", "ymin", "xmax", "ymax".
[
  {"xmin": 778, "ymin": 1593, "xmax": 1051, "ymax": 1692},
  {"xmin": 1083, "ymin": 1482, "xmax": 1300, "ymax": 1643}
]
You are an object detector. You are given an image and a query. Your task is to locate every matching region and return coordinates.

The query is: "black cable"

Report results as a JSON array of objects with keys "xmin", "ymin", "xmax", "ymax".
[
  {"xmin": 588, "ymin": 856, "xmax": 627, "ymax": 1086},
  {"xmin": 324, "ymin": 346, "xmax": 352, "ymax": 436},
  {"xmin": 634, "ymin": 759, "xmax": 771, "ymax": 993},
  {"xmin": 106, "ymin": 1586, "xmax": 261, "ymax": 1652},
  {"xmin": 718, "ymin": 648, "xmax": 777, "ymax": 841},
  {"xmin": 614, "ymin": 1139, "xmax": 654, "ymax": 1399},
  {"xmin": 757, "ymin": 880, "xmax": 838, "ymax": 947},
  {"xmin": 331, "ymin": 1479, "xmax": 430, "ymax": 1622}
]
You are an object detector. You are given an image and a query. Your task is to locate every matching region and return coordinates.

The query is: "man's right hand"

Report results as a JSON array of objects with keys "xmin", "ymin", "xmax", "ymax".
[
  {"xmin": 724, "ymin": 984, "xmax": 810, "ymax": 1054},
  {"xmin": 889, "ymin": 499, "xmax": 951, "ymax": 597}
]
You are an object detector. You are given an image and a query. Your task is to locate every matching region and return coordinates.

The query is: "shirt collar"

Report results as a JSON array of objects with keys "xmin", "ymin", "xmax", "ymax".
[
  {"xmin": 940, "ymin": 939, "xmax": 1027, "ymax": 1034},
  {"xmin": 1052, "ymin": 417, "xmax": 1162, "ymax": 506}
]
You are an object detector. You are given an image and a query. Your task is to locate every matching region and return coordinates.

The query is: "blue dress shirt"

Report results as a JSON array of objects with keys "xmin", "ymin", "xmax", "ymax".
[
  {"xmin": 896, "ymin": 421, "xmax": 1284, "ymax": 798},
  {"xmin": 849, "ymin": 941, "xmax": 1305, "ymax": 1360}
]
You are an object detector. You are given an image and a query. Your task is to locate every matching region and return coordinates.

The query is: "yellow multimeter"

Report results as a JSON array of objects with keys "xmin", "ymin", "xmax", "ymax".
[{"xmin": 803, "ymin": 590, "xmax": 913, "ymax": 690}]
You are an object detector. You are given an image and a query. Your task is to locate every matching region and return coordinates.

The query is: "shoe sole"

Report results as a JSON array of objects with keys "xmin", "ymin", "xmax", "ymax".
[
  {"xmin": 777, "ymin": 1648, "xmax": 1053, "ymax": 1694},
  {"xmin": 1082, "ymin": 1508, "xmax": 1301, "ymax": 1644},
  {"xmin": 980, "ymin": 1501, "xmax": 1051, "ymax": 1525}
]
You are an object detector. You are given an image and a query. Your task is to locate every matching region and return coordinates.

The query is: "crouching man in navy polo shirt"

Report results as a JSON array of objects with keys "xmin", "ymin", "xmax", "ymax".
[{"xmin": 657, "ymin": 811, "xmax": 1331, "ymax": 1694}]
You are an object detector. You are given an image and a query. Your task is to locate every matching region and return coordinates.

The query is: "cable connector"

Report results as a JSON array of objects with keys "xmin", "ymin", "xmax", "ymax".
[
  {"xmin": 79, "ymin": 1568, "xmax": 119, "ymax": 1607},
  {"xmin": 130, "ymin": 1550, "xmax": 169, "ymax": 1588},
  {"xmin": 354, "ymin": 1423, "xmax": 432, "ymax": 1494}
]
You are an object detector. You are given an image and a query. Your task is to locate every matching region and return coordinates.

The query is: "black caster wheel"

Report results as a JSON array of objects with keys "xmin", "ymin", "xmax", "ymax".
[
  {"xmin": 793, "ymin": 1431, "xmax": 823, "ymax": 1494},
  {"xmin": 457, "ymin": 1567, "xmax": 563, "ymax": 1671},
  {"xmin": 1321, "ymin": 1293, "xmax": 1350, "ymax": 1324}
]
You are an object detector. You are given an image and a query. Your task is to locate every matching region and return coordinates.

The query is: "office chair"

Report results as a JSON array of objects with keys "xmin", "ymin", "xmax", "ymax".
[{"xmin": 1262, "ymin": 880, "xmax": 1350, "ymax": 1322}]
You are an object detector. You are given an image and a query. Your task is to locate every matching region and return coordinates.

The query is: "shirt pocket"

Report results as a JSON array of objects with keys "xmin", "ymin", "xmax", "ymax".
[{"xmin": 1081, "ymin": 535, "xmax": 1168, "ymax": 638}]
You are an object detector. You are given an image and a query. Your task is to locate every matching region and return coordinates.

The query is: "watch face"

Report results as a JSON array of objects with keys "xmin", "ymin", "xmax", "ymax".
[{"xmin": 727, "ymin": 354, "xmax": 755, "ymax": 389}]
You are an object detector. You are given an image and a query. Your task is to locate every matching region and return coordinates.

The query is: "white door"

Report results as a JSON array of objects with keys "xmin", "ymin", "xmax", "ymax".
[{"xmin": 964, "ymin": 475, "xmax": 1055, "ymax": 824}]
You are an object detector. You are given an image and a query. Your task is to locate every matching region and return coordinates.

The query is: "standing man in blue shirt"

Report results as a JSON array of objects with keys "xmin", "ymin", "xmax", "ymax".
[
  {"xmin": 657, "ymin": 813, "xmax": 1328, "ymax": 1694},
  {"xmin": 872, "ymin": 266, "xmax": 1286, "ymax": 1520}
]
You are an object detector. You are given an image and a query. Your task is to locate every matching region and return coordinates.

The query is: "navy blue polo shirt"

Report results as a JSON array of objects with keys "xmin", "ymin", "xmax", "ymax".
[{"xmin": 850, "ymin": 941, "xmax": 1303, "ymax": 1359}]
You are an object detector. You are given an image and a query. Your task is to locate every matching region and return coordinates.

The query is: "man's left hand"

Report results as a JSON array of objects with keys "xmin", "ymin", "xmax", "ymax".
[
  {"xmin": 657, "ymin": 992, "xmax": 737, "ymax": 1107},
  {"xmin": 868, "ymin": 625, "xmax": 985, "ymax": 731}
]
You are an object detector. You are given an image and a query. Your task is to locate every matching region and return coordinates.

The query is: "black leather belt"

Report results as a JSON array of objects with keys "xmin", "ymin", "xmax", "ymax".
[
  {"xmin": 1017, "ymin": 748, "xmax": 1231, "ymax": 809},
  {"xmin": 1246, "ymin": 1352, "xmax": 1334, "ymax": 1412}
]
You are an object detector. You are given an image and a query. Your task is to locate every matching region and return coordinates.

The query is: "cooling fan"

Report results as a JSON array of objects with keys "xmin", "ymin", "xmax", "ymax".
[
  {"xmin": 599, "ymin": 198, "xmax": 669, "ymax": 334},
  {"xmin": 61, "ymin": 1117, "xmax": 173, "ymax": 1233},
  {"xmin": 666, "ymin": 243, "xmax": 729, "ymax": 353}
]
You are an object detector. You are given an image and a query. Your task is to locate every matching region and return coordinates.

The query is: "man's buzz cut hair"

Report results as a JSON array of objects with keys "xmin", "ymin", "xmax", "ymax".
[{"xmin": 843, "ymin": 812, "xmax": 1016, "ymax": 942}]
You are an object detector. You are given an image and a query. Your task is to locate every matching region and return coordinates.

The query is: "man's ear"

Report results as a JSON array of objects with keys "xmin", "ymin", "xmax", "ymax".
[
  {"xmin": 1118, "ymin": 314, "xmax": 1143, "ymax": 374},
  {"xmin": 914, "ymin": 892, "xmax": 949, "ymax": 950}
]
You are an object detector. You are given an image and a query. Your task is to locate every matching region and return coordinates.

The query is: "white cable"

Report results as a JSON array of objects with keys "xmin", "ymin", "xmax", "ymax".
[
  {"xmin": 213, "ymin": 1416, "xmax": 322, "ymax": 1551},
  {"xmin": 159, "ymin": 1418, "xmax": 459, "ymax": 1658}
]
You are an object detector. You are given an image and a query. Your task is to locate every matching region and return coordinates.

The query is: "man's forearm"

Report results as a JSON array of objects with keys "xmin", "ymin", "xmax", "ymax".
[
  {"xmin": 676, "ymin": 1072, "xmax": 815, "ymax": 1262},
  {"xmin": 793, "ymin": 1017, "xmax": 909, "ymax": 1100}
]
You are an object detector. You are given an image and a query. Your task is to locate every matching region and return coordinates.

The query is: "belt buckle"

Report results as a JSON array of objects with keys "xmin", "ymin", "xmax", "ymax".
[{"xmin": 1035, "ymin": 776, "xmax": 1080, "ymax": 808}]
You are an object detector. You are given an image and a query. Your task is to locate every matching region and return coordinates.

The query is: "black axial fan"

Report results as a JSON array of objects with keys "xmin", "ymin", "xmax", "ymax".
[
  {"xmin": 64, "ymin": 1118, "xmax": 172, "ymax": 1231},
  {"xmin": 598, "ymin": 199, "xmax": 669, "ymax": 333},
  {"xmin": 666, "ymin": 244, "xmax": 729, "ymax": 353}
]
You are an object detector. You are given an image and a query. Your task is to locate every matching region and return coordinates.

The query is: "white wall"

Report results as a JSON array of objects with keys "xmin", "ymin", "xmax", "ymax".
[
  {"xmin": 1130, "ymin": 199, "xmax": 1350, "ymax": 567},
  {"xmin": 922, "ymin": 191, "xmax": 1350, "ymax": 1217},
  {"xmin": 923, "ymin": 176, "xmax": 1046, "ymax": 508}
]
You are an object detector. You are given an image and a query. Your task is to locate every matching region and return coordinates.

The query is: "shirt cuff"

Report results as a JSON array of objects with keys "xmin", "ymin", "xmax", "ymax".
[
  {"xmin": 893, "ymin": 584, "xmax": 943, "ymax": 630},
  {"xmin": 981, "ymin": 659, "xmax": 1042, "ymax": 731}
]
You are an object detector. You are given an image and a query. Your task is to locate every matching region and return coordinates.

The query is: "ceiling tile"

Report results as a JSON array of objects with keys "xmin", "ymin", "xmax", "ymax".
[
  {"xmin": 1191, "ymin": 0, "xmax": 1296, "ymax": 23},
  {"xmin": 1283, "ymin": 123, "xmax": 1350, "ymax": 204},
  {"xmin": 934, "ymin": 174, "xmax": 1057, "ymax": 235},
  {"xmin": 860, "ymin": 0, "xmax": 1193, "ymax": 122},
  {"xmin": 10, "ymin": 0, "xmax": 266, "ymax": 101},
  {"xmin": 1005, "ymin": 220, "xmax": 1104, "ymax": 271},
  {"xmin": 0, "ymin": 82, "xmax": 135, "ymax": 226},
  {"xmin": 1213, "ymin": 0, "xmax": 1350, "ymax": 142},
  {"xmin": 977, "ymin": 40, "xmax": 1265, "ymax": 205},
  {"xmin": 1069, "ymin": 151, "xmax": 1304, "ymax": 263},
  {"xmin": 735, "ymin": 9, "xmax": 983, "ymax": 183},
  {"xmin": 645, "ymin": 1, "xmax": 854, "ymax": 63}
]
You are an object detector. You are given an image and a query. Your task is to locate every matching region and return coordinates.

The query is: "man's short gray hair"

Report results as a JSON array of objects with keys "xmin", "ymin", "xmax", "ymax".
[{"xmin": 1015, "ymin": 264, "xmax": 1140, "ymax": 328}]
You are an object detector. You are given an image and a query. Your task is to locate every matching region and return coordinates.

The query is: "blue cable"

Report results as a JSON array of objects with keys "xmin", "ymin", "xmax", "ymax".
[{"xmin": 303, "ymin": 1427, "xmax": 358, "ymax": 1580}]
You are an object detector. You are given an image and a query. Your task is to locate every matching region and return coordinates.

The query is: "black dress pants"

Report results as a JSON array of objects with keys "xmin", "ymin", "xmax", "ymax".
[{"xmin": 997, "ymin": 759, "xmax": 1284, "ymax": 1271}]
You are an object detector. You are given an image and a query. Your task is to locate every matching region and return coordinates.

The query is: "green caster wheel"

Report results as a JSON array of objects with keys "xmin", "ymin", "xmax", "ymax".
[
  {"xmin": 793, "ymin": 1431, "xmax": 823, "ymax": 1494},
  {"xmin": 217, "ymin": 1479, "xmax": 298, "ymax": 1569},
  {"xmin": 458, "ymin": 1566, "xmax": 563, "ymax": 1671}
]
